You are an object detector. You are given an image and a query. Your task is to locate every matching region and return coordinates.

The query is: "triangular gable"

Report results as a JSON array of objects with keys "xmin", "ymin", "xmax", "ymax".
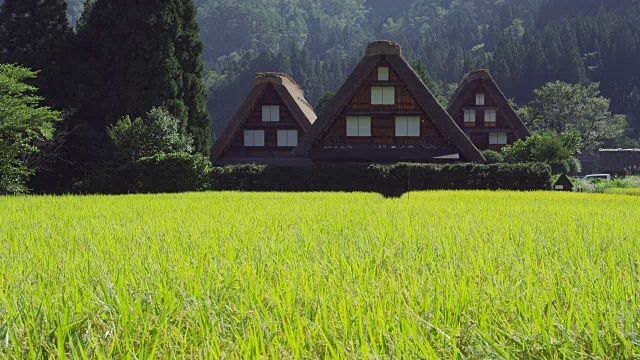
[
  {"xmin": 211, "ymin": 73, "xmax": 317, "ymax": 162},
  {"xmin": 295, "ymin": 41, "xmax": 485, "ymax": 163},
  {"xmin": 447, "ymin": 69, "xmax": 531, "ymax": 139}
]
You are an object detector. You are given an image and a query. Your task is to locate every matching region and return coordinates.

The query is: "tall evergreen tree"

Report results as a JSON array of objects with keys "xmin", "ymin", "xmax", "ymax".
[
  {"xmin": 77, "ymin": 0, "xmax": 211, "ymax": 154},
  {"xmin": 0, "ymin": 0, "xmax": 72, "ymax": 108}
]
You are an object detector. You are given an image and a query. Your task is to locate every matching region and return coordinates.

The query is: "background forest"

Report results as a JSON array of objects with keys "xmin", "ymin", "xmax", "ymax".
[
  {"xmin": 27, "ymin": 0, "xmax": 640, "ymax": 140},
  {"xmin": 1, "ymin": 0, "xmax": 640, "ymax": 194}
]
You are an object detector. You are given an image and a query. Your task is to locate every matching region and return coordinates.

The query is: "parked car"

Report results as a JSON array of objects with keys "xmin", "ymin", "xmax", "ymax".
[{"xmin": 583, "ymin": 174, "xmax": 612, "ymax": 181}]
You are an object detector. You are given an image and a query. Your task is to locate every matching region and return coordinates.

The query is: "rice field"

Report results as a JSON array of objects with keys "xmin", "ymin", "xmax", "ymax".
[{"xmin": 1, "ymin": 191, "xmax": 639, "ymax": 358}]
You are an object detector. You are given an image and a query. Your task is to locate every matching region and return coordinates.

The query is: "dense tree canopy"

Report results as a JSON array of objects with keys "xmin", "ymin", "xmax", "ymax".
[
  {"xmin": 521, "ymin": 82, "xmax": 628, "ymax": 152},
  {"xmin": 77, "ymin": 0, "xmax": 210, "ymax": 154},
  {"xmin": 0, "ymin": 0, "xmax": 72, "ymax": 108},
  {"xmin": 0, "ymin": 64, "xmax": 60, "ymax": 193}
]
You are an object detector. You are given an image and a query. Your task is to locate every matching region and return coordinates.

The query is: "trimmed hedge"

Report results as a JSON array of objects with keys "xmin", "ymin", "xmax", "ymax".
[
  {"xmin": 211, "ymin": 162, "xmax": 552, "ymax": 196},
  {"xmin": 75, "ymin": 152, "xmax": 211, "ymax": 194}
]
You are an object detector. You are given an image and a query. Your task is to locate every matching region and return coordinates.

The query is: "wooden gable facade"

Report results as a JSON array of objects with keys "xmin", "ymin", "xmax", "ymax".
[
  {"xmin": 447, "ymin": 70, "xmax": 531, "ymax": 151},
  {"xmin": 210, "ymin": 73, "xmax": 317, "ymax": 165},
  {"xmin": 296, "ymin": 41, "xmax": 485, "ymax": 163}
]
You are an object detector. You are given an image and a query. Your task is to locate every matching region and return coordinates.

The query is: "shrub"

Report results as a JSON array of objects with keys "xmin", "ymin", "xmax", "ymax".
[
  {"xmin": 502, "ymin": 131, "xmax": 582, "ymax": 174},
  {"xmin": 75, "ymin": 152, "xmax": 211, "ymax": 194},
  {"xmin": 109, "ymin": 107, "xmax": 193, "ymax": 161},
  {"xmin": 210, "ymin": 163, "xmax": 553, "ymax": 196},
  {"xmin": 129, "ymin": 152, "xmax": 211, "ymax": 193},
  {"xmin": 481, "ymin": 150, "xmax": 504, "ymax": 164}
]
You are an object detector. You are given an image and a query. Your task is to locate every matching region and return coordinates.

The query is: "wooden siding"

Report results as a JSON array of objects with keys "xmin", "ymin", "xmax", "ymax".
[
  {"xmin": 451, "ymin": 80, "xmax": 517, "ymax": 151},
  {"xmin": 223, "ymin": 84, "xmax": 304, "ymax": 156},
  {"xmin": 313, "ymin": 60, "xmax": 454, "ymax": 159}
]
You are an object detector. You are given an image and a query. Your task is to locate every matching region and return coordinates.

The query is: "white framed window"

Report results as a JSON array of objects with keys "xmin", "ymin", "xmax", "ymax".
[
  {"xmin": 489, "ymin": 132, "xmax": 508, "ymax": 145},
  {"xmin": 371, "ymin": 86, "xmax": 395, "ymax": 105},
  {"xmin": 395, "ymin": 116, "xmax": 421, "ymax": 137},
  {"xmin": 244, "ymin": 130, "xmax": 265, "ymax": 147},
  {"xmin": 485, "ymin": 109, "xmax": 497, "ymax": 123},
  {"xmin": 261, "ymin": 105, "xmax": 280, "ymax": 123},
  {"xmin": 377, "ymin": 67, "xmax": 389, "ymax": 81},
  {"xmin": 464, "ymin": 109, "xmax": 476, "ymax": 123},
  {"xmin": 346, "ymin": 116, "xmax": 372, "ymax": 137},
  {"xmin": 277, "ymin": 130, "xmax": 298, "ymax": 147},
  {"xmin": 476, "ymin": 93, "xmax": 485, "ymax": 105}
]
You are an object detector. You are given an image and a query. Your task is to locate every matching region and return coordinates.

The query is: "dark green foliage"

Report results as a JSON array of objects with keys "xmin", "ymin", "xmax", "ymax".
[
  {"xmin": 128, "ymin": 152, "xmax": 211, "ymax": 193},
  {"xmin": 520, "ymin": 82, "xmax": 628, "ymax": 151},
  {"xmin": 502, "ymin": 131, "xmax": 583, "ymax": 173},
  {"xmin": 109, "ymin": 107, "xmax": 194, "ymax": 162},
  {"xmin": 0, "ymin": 0, "xmax": 72, "ymax": 109},
  {"xmin": 481, "ymin": 150, "xmax": 504, "ymax": 164},
  {"xmin": 77, "ymin": 0, "xmax": 210, "ymax": 154},
  {"xmin": 76, "ymin": 152, "xmax": 211, "ymax": 194},
  {"xmin": 0, "ymin": 64, "xmax": 61, "ymax": 194},
  {"xmin": 210, "ymin": 163, "xmax": 553, "ymax": 196},
  {"xmin": 314, "ymin": 91, "xmax": 335, "ymax": 115}
]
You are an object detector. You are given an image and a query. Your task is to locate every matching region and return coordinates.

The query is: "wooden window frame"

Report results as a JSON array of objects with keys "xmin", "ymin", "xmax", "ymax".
[
  {"xmin": 371, "ymin": 86, "xmax": 395, "ymax": 105},
  {"xmin": 489, "ymin": 132, "xmax": 508, "ymax": 145},
  {"xmin": 476, "ymin": 93, "xmax": 485, "ymax": 106},
  {"xmin": 277, "ymin": 129, "xmax": 298, "ymax": 147},
  {"xmin": 261, "ymin": 105, "xmax": 280, "ymax": 123},
  {"xmin": 346, "ymin": 116, "xmax": 372, "ymax": 137},
  {"xmin": 377, "ymin": 67, "xmax": 390, "ymax": 81},
  {"xmin": 395, "ymin": 116, "xmax": 421, "ymax": 138},
  {"xmin": 244, "ymin": 130, "xmax": 265, "ymax": 147}
]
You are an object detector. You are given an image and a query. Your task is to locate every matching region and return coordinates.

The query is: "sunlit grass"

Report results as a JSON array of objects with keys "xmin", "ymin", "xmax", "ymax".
[{"xmin": 0, "ymin": 191, "xmax": 639, "ymax": 358}]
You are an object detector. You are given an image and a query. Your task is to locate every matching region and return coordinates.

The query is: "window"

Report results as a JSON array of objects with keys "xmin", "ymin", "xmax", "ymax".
[
  {"xmin": 262, "ymin": 105, "xmax": 280, "ymax": 122},
  {"xmin": 395, "ymin": 116, "xmax": 421, "ymax": 137},
  {"xmin": 489, "ymin": 132, "xmax": 508, "ymax": 145},
  {"xmin": 377, "ymin": 67, "xmax": 389, "ymax": 81},
  {"xmin": 485, "ymin": 109, "xmax": 497, "ymax": 123},
  {"xmin": 371, "ymin": 86, "xmax": 395, "ymax": 105},
  {"xmin": 277, "ymin": 130, "xmax": 298, "ymax": 147},
  {"xmin": 476, "ymin": 93, "xmax": 485, "ymax": 105},
  {"xmin": 346, "ymin": 116, "xmax": 371, "ymax": 137},
  {"xmin": 464, "ymin": 109, "xmax": 476, "ymax": 123},
  {"xmin": 244, "ymin": 130, "xmax": 265, "ymax": 147}
]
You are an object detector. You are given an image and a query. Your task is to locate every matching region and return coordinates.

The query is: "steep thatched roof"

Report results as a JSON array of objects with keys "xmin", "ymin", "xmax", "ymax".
[
  {"xmin": 295, "ymin": 40, "xmax": 485, "ymax": 163},
  {"xmin": 447, "ymin": 69, "xmax": 531, "ymax": 139},
  {"xmin": 210, "ymin": 73, "xmax": 317, "ymax": 162}
]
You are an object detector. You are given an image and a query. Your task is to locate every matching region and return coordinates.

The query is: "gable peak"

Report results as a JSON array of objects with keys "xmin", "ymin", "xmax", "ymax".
[
  {"xmin": 256, "ymin": 72, "xmax": 303, "ymax": 93},
  {"xmin": 365, "ymin": 40, "xmax": 402, "ymax": 57}
]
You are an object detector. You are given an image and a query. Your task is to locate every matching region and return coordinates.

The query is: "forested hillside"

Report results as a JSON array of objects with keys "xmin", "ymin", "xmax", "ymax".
[
  {"xmin": 190, "ymin": 0, "xmax": 640, "ymax": 140},
  {"xmin": 4, "ymin": 0, "xmax": 637, "ymax": 138},
  {"xmin": 2, "ymin": 0, "xmax": 640, "ymax": 194}
]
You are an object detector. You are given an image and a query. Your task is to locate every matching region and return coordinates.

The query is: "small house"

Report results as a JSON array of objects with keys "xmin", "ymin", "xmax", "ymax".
[
  {"xmin": 554, "ymin": 174, "xmax": 574, "ymax": 191},
  {"xmin": 447, "ymin": 70, "xmax": 531, "ymax": 151},
  {"xmin": 295, "ymin": 41, "xmax": 485, "ymax": 163},
  {"xmin": 210, "ymin": 73, "xmax": 317, "ymax": 165}
]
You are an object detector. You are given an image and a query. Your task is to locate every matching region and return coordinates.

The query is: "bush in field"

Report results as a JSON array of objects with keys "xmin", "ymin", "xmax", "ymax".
[
  {"xmin": 130, "ymin": 152, "xmax": 211, "ymax": 193},
  {"xmin": 481, "ymin": 150, "xmax": 504, "ymax": 164},
  {"xmin": 76, "ymin": 152, "xmax": 211, "ymax": 194},
  {"xmin": 502, "ymin": 131, "xmax": 582, "ymax": 173},
  {"xmin": 108, "ymin": 107, "xmax": 193, "ymax": 162}
]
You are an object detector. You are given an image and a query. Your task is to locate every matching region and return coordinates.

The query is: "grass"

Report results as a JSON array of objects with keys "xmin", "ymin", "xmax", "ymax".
[
  {"xmin": 605, "ymin": 188, "xmax": 640, "ymax": 196},
  {"xmin": 0, "ymin": 191, "xmax": 639, "ymax": 358},
  {"xmin": 573, "ymin": 175, "xmax": 640, "ymax": 193}
]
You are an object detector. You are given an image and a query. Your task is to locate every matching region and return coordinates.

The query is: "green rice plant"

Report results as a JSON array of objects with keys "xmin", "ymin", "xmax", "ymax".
[
  {"xmin": 605, "ymin": 188, "xmax": 640, "ymax": 196},
  {"xmin": 0, "ymin": 191, "xmax": 638, "ymax": 358}
]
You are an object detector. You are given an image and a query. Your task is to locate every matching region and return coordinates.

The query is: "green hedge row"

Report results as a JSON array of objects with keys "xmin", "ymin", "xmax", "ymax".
[
  {"xmin": 75, "ymin": 152, "xmax": 211, "ymax": 194},
  {"xmin": 210, "ymin": 163, "xmax": 553, "ymax": 196},
  {"xmin": 76, "ymin": 155, "xmax": 552, "ymax": 195}
]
